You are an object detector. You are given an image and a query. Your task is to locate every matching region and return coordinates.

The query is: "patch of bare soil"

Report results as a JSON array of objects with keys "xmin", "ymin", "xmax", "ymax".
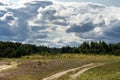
[
  {"xmin": 70, "ymin": 63, "xmax": 104, "ymax": 80},
  {"xmin": 42, "ymin": 63, "xmax": 96, "ymax": 80}
]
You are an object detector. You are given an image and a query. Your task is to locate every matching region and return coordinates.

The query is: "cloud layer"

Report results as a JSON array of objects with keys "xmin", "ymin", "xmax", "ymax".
[{"xmin": 0, "ymin": 0, "xmax": 120, "ymax": 47}]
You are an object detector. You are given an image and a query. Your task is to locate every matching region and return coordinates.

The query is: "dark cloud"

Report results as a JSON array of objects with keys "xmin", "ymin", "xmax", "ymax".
[
  {"xmin": 0, "ymin": 26, "xmax": 14, "ymax": 36},
  {"xmin": 67, "ymin": 22, "xmax": 94, "ymax": 33},
  {"xmin": 31, "ymin": 26, "xmax": 47, "ymax": 31},
  {"xmin": 0, "ymin": 1, "xmax": 120, "ymax": 47},
  {"xmin": 0, "ymin": 11, "xmax": 6, "ymax": 17},
  {"xmin": 31, "ymin": 32, "xmax": 48, "ymax": 39},
  {"xmin": 104, "ymin": 21, "xmax": 120, "ymax": 39},
  {"xmin": 0, "ymin": 2, "xmax": 4, "ymax": 6},
  {"xmin": 88, "ymin": 3, "xmax": 105, "ymax": 9},
  {"xmin": 0, "ymin": 1, "xmax": 53, "ymax": 42}
]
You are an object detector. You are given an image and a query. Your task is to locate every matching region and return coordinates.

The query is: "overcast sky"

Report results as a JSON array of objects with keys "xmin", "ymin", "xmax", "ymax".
[
  {"xmin": 10, "ymin": 0, "xmax": 120, "ymax": 7},
  {"xmin": 59, "ymin": 0, "xmax": 120, "ymax": 7},
  {"xmin": 0, "ymin": 0, "xmax": 120, "ymax": 47}
]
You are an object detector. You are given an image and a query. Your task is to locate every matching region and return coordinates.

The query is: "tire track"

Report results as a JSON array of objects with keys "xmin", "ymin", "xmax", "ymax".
[
  {"xmin": 70, "ymin": 63, "xmax": 104, "ymax": 80},
  {"xmin": 42, "ymin": 63, "xmax": 94, "ymax": 80}
]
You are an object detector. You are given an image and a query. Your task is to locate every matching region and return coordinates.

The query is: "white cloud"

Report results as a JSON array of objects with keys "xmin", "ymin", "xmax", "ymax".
[
  {"xmin": 1, "ymin": 12, "xmax": 18, "ymax": 26},
  {"xmin": 0, "ymin": 0, "xmax": 120, "ymax": 47},
  {"xmin": 0, "ymin": 0, "xmax": 11, "ymax": 5}
]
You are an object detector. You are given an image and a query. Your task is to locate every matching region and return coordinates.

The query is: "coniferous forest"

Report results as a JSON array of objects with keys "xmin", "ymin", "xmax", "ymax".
[{"xmin": 0, "ymin": 41, "xmax": 120, "ymax": 58}]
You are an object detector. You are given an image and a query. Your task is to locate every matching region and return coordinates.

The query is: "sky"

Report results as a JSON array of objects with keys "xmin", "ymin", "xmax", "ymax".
[
  {"xmin": 10, "ymin": 0, "xmax": 120, "ymax": 7},
  {"xmin": 0, "ymin": 0, "xmax": 120, "ymax": 47},
  {"xmin": 60, "ymin": 0, "xmax": 120, "ymax": 7}
]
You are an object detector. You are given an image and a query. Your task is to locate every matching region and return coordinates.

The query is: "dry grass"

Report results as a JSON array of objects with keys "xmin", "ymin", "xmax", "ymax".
[
  {"xmin": 22, "ymin": 54, "xmax": 120, "ymax": 60},
  {"xmin": 0, "ymin": 54, "xmax": 120, "ymax": 80},
  {"xmin": 77, "ymin": 62, "xmax": 120, "ymax": 80}
]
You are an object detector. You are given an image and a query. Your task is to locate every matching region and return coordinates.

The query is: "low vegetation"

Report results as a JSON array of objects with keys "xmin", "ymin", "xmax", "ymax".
[
  {"xmin": 0, "ymin": 41, "xmax": 120, "ymax": 80},
  {"xmin": 77, "ymin": 62, "xmax": 120, "ymax": 80},
  {"xmin": 0, "ymin": 54, "xmax": 119, "ymax": 80}
]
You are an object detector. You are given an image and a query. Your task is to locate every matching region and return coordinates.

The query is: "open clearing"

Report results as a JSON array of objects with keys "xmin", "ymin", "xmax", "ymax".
[
  {"xmin": 0, "ymin": 61, "xmax": 18, "ymax": 72},
  {"xmin": 0, "ymin": 54, "xmax": 120, "ymax": 80},
  {"xmin": 42, "ymin": 63, "xmax": 104, "ymax": 80},
  {"xmin": 70, "ymin": 63, "xmax": 104, "ymax": 80}
]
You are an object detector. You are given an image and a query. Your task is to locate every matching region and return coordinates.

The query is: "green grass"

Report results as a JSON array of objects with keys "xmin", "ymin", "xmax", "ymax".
[
  {"xmin": 0, "ymin": 54, "xmax": 120, "ymax": 80},
  {"xmin": 22, "ymin": 54, "xmax": 120, "ymax": 60},
  {"xmin": 77, "ymin": 62, "xmax": 120, "ymax": 80},
  {"xmin": 0, "ymin": 59, "xmax": 91, "ymax": 80}
]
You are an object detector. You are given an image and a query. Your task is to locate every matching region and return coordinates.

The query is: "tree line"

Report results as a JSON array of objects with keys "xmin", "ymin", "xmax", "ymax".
[{"xmin": 0, "ymin": 41, "xmax": 120, "ymax": 58}]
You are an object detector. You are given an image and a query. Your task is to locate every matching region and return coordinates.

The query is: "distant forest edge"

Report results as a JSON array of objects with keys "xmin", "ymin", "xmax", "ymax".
[{"xmin": 0, "ymin": 41, "xmax": 120, "ymax": 58}]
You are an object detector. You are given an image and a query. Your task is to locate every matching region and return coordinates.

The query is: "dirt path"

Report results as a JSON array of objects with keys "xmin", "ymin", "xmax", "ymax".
[
  {"xmin": 70, "ymin": 63, "xmax": 104, "ymax": 80},
  {"xmin": 0, "ymin": 62, "xmax": 18, "ymax": 72},
  {"xmin": 42, "ymin": 63, "xmax": 97, "ymax": 80}
]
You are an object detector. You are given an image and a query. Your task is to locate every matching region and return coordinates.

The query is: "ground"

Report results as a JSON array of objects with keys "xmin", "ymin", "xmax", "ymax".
[{"xmin": 0, "ymin": 54, "xmax": 120, "ymax": 80}]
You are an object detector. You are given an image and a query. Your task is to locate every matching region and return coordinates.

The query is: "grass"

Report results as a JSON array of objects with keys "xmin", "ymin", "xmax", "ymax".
[
  {"xmin": 0, "ymin": 54, "xmax": 120, "ymax": 80},
  {"xmin": 77, "ymin": 62, "xmax": 120, "ymax": 80},
  {"xmin": 0, "ymin": 59, "xmax": 91, "ymax": 80},
  {"xmin": 22, "ymin": 54, "xmax": 120, "ymax": 60}
]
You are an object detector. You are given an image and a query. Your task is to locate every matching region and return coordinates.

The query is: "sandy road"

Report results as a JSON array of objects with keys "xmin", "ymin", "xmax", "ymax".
[
  {"xmin": 42, "ymin": 63, "xmax": 103, "ymax": 80},
  {"xmin": 0, "ymin": 62, "xmax": 18, "ymax": 72},
  {"xmin": 70, "ymin": 63, "xmax": 104, "ymax": 80}
]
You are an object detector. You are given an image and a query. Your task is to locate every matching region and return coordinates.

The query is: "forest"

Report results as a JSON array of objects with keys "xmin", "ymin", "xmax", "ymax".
[{"xmin": 0, "ymin": 41, "xmax": 120, "ymax": 58}]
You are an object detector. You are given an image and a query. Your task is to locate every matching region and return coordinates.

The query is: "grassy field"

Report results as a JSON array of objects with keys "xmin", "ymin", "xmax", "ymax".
[
  {"xmin": 77, "ymin": 62, "xmax": 120, "ymax": 80},
  {"xmin": 0, "ymin": 54, "xmax": 120, "ymax": 80}
]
